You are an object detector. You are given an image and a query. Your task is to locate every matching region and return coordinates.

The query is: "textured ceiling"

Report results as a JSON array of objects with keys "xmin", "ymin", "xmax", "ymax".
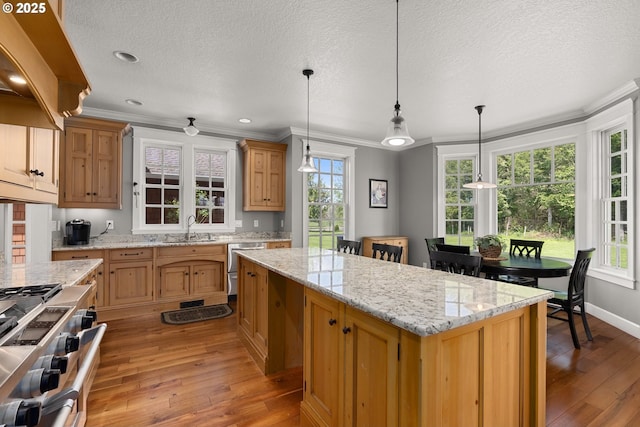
[{"xmin": 64, "ymin": 0, "xmax": 640, "ymax": 147}]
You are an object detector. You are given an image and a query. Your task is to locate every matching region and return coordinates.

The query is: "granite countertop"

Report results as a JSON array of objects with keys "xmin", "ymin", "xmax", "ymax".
[
  {"xmin": 0, "ymin": 259, "xmax": 103, "ymax": 288},
  {"xmin": 238, "ymin": 247, "xmax": 554, "ymax": 337},
  {"xmin": 52, "ymin": 234, "xmax": 291, "ymax": 251}
]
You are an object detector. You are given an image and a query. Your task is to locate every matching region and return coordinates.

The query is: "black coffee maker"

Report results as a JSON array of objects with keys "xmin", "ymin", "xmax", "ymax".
[{"xmin": 66, "ymin": 219, "xmax": 91, "ymax": 245}]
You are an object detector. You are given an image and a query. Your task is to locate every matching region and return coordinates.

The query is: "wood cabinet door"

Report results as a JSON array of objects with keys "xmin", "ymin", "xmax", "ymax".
[
  {"xmin": 31, "ymin": 127, "xmax": 59, "ymax": 194},
  {"xmin": 0, "ymin": 124, "xmax": 31, "ymax": 188},
  {"xmin": 266, "ymin": 149, "xmax": 285, "ymax": 208},
  {"xmin": 92, "ymin": 129, "xmax": 120, "ymax": 206},
  {"xmin": 109, "ymin": 261, "xmax": 153, "ymax": 306},
  {"xmin": 191, "ymin": 261, "xmax": 224, "ymax": 294},
  {"xmin": 303, "ymin": 289, "xmax": 343, "ymax": 427},
  {"xmin": 238, "ymin": 258, "xmax": 255, "ymax": 336},
  {"xmin": 62, "ymin": 126, "xmax": 93, "ymax": 203},
  {"xmin": 158, "ymin": 264, "xmax": 190, "ymax": 299},
  {"xmin": 344, "ymin": 307, "xmax": 400, "ymax": 427},
  {"xmin": 248, "ymin": 147, "xmax": 268, "ymax": 207},
  {"xmin": 253, "ymin": 264, "xmax": 269, "ymax": 356}
]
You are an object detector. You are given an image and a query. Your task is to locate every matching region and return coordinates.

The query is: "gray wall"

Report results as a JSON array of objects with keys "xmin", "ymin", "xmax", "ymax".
[{"xmin": 398, "ymin": 144, "xmax": 438, "ymax": 267}]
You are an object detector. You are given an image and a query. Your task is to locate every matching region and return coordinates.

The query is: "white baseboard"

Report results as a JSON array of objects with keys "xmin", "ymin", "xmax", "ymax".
[{"xmin": 585, "ymin": 302, "xmax": 640, "ymax": 339}]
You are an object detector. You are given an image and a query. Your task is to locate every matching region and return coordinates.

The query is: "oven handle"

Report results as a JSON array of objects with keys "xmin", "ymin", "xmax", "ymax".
[{"xmin": 40, "ymin": 323, "xmax": 107, "ymax": 421}]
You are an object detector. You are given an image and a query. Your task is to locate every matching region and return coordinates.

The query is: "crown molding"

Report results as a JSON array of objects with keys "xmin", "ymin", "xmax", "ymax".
[
  {"xmin": 78, "ymin": 107, "xmax": 280, "ymax": 141},
  {"xmin": 584, "ymin": 79, "xmax": 640, "ymax": 115}
]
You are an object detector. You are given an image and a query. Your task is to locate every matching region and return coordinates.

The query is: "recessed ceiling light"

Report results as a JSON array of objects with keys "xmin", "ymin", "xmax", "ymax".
[
  {"xmin": 125, "ymin": 98, "xmax": 143, "ymax": 106},
  {"xmin": 238, "ymin": 118, "xmax": 252, "ymax": 124},
  {"xmin": 113, "ymin": 51, "xmax": 139, "ymax": 63},
  {"xmin": 9, "ymin": 75, "xmax": 27, "ymax": 85}
]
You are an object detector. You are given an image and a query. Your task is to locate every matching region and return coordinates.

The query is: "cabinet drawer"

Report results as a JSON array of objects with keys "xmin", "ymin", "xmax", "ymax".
[
  {"xmin": 52, "ymin": 250, "xmax": 105, "ymax": 261},
  {"xmin": 109, "ymin": 248, "xmax": 153, "ymax": 261},
  {"xmin": 157, "ymin": 244, "xmax": 226, "ymax": 258},
  {"xmin": 266, "ymin": 241, "xmax": 291, "ymax": 249}
]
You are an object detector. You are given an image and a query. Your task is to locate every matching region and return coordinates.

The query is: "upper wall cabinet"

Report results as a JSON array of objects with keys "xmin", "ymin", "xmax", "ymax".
[
  {"xmin": 240, "ymin": 139, "xmax": 287, "ymax": 211},
  {"xmin": 0, "ymin": 124, "xmax": 59, "ymax": 204},
  {"xmin": 59, "ymin": 117, "xmax": 130, "ymax": 209},
  {"xmin": 0, "ymin": 1, "xmax": 91, "ymax": 130}
]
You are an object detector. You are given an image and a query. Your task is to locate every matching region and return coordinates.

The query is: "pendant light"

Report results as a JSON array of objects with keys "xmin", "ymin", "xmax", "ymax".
[
  {"xmin": 381, "ymin": 0, "xmax": 414, "ymax": 147},
  {"xmin": 463, "ymin": 105, "xmax": 496, "ymax": 189},
  {"xmin": 183, "ymin": 117, "xmax": 199, "ymax": 136},
  {"xmin": 297, "ymin": 69, "xmax": 318, "ymax": 173}
]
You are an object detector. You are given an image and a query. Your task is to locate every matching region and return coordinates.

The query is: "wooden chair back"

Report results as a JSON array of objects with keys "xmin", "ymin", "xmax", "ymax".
[
  {"xmin": 429, "ymin": 251, "xmax": 483, "ymax": 277},
  {"xmin": 337, "ymin": 239, "xmax": 362, "ymax": 255},
  {"xmin": 509, "ymin": 239, "xmax": 544, "ymax": 258},
  {"xmin": 425, "ymin": 237, "xmax": 444, "ymax": 255},
  {"xmin": 435, "ymin": 243, "xmax": 471, "ymax": 255},
  {"xmin": 371, "ymin": 243, "xmax": 403, "ymax": 263}
]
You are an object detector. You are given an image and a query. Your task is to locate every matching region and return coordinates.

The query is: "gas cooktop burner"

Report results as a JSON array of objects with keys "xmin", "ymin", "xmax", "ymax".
[{"xmin": 0, "ymin": 284, "xmax": 62, "ymax": 302}]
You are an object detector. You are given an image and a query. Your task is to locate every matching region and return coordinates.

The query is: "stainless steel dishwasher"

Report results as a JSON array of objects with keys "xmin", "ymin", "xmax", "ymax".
[{"xmin": 227, "ymin": 242, "xmax": 266, "ymax": 296}]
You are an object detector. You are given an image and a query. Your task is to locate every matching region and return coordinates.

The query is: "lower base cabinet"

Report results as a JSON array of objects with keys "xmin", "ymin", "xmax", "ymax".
[{"xmin": 301, "ymin": 288, "xmax": 400, "ymax": 427}]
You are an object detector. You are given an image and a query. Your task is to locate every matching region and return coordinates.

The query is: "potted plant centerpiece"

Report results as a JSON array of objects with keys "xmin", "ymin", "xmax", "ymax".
[{"xmin": 475, "ymin": 234, "xmax": 504, "ymax": 258}]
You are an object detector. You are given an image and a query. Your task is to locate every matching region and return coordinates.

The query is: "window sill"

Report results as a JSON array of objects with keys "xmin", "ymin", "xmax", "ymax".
[{"xmin": 588, "ymin": 267, "xmax": 635, "ymax": 289}]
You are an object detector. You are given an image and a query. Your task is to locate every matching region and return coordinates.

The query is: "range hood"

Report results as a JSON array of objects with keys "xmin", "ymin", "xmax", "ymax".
[{"xmin": 0, "ymin": 2, "xmax": 91, "ymax": 130}]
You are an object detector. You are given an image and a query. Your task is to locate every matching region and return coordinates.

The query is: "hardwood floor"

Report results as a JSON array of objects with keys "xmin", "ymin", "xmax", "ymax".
[{"xmin": 87, "ymin": 303, "xmax": 640, "ymax": 426}]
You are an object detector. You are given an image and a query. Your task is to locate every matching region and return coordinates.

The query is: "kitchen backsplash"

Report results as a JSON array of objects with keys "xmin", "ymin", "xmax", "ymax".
[{"xmin": 52, "ymin": 231, "xmax": 291, "ymax": 248}]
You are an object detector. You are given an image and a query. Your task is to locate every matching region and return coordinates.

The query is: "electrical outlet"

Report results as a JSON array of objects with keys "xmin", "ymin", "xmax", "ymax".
[
  {"xmin": 253, "ymin": 219, "xmax": 259, "ymax": 228},
  {"xmin": 280, "ymin": 219, "xmax": 284, "ymax": 228},
  {"xmin": 106, "ymin": 220, "xmax": 114, "ymax": 230}
]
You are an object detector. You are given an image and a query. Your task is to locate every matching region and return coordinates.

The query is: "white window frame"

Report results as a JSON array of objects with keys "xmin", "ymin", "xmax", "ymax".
[
  {"xmin": 301, "ymin": 140, "xmax": 356, "ymax": 248},
  {"xmin": 436, "ymin": 145, "xmax": 477, "ymax": 241},
  {"xmin": 132, "ymin": 127, "xmax": 237, "ymax": 234},
  {"xmin": 585, "ymin": 99, "xmax": 635, "ymax": 288}
]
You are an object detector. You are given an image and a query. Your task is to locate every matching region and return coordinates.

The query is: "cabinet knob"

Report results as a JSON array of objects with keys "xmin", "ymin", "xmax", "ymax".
[
  {"xmin": 328, "ymin": 319, "xmax": 336, "ymax": 326},
  {"xmin": 86, "ymin": 193, "xmax": 91, "ymax": 196},
  {"xmin": 342, "ymin": 326, "xmax": 351, "ymax": 334},
  {"xmin": 185, "ymin": 272, "xmax": 189, "ymax": 276},
  {"xmin": 93, "ymin": 192, "xmax": 97, "ymax": 196},
  {"xmin": 194, "ymin": 272, "xmax": 199, "ymax": 275}
]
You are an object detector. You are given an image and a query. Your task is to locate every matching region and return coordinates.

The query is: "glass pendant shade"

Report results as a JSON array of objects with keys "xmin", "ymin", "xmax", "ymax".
[
  {"xmin": 297, "ymin": 69, "xmax": 318, "ymax": 173},
  {"xmin": 183, "ymin": 117, "xmax": 199, "ymax": 136},
  {"xmin": 463, "ymin": 105, "xmax": 496, "ymax": 189},
  {"xmin": 381, "ymin": 107, "xmax": 414, "ymax": 147},
  {"xmin": 297, "ymin": 150, "xmax": 317, "ymax": 172}
]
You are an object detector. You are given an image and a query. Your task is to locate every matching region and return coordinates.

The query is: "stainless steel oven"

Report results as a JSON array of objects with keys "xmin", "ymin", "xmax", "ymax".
[
  {"xmin": 0, "ymin": 284, "xmax": 105, "ymax": 427},
  {"xmin": 227, "ymin": 242, "xmax": 266, "ymax": 296}
]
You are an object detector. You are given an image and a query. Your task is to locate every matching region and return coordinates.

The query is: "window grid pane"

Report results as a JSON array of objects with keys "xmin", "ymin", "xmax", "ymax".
[
  {"xmin": 307, "ymin": 158, "xmax": 346, "ymax": 250},
  {"xmin": 144, "ymin": 146, "xmax": 182, "ymax": 225},
  {"xmin": 444, "ymin": 158, "xmax": 475, "ymax": 246},
  {"xmin": 497, "ymin": 143, "xmax": 575, "ymax": 259}
]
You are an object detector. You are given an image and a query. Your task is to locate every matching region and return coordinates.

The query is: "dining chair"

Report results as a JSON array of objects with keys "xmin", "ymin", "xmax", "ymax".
[
  {"xmin": 371, "ymin": 243, "xmax": 403, "ymax": 263},
  {"xmin": 425, "ymin": 237, "xmax": 444, "ymax": 255},
  {"xmin": 510, "ymin": 239, "xmax": 544, "ymax": 258},
  {"xmin": 499, "ymin": 239, "xmax": 546, "ymax": 287},
  {"xmin": 435, "ymin": 243, "xmax": 471, "ymax": 255},
  {"xmin": 337, "ymin": 238, "xmax": 362, "ymax": 255},
  {"xmin": 543, "ymin": 248, "xmax": 595, "ymax": 349},
  {"xmin": 429, "ymin": 251, "xmax": 483, "ymax": 277}
]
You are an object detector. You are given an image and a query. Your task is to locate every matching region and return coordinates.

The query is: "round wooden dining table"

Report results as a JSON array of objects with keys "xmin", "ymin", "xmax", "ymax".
[{"xmin": 481, "ymin": 255, "xmax": 572, "ymax": 279}]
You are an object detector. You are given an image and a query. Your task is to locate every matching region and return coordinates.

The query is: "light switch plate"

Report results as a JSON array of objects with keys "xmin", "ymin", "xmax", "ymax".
[{"xmin": 253, "ymin": 219, "xmax": 259, "ymax": 227}]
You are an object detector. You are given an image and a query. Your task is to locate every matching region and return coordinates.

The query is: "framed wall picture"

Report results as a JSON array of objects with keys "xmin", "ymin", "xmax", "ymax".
[{"xmin": 369, "ymin": 179, "xmax": 388, "ymax": 208}]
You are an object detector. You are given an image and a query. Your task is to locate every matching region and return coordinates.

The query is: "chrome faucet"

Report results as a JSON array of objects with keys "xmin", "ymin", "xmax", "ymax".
[{"xmin": 186, "ymin": 215, "xmax": 197, "ymax": 241}]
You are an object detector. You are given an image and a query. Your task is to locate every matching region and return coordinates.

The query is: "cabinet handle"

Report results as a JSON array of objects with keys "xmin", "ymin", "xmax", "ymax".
[
  {"xmin": 122, "ymin": 252, "xmax": 141, "ymax": 256},
  {"xmin": 29, "ymin": 169, "xmax": 44, "ymax": 177},
  {"xmin": 328, "ymin": 319, "xmax": 336, "ymax": 326},
  {"xmin": 71, "ymin": 255, "xmax": 89, "ymax": 259},
  {"xmin": 342, "ymin": 326, "xmax": 351, "ymax": 334}
]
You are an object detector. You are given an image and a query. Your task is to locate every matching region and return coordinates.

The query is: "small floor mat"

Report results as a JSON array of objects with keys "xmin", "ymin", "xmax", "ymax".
[{"xmin": 161, "ymin": 304, "xmax": 233, "ymax": 325}]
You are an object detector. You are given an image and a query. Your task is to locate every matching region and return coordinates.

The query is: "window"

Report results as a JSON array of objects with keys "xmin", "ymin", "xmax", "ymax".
[
  {"xmin": 303, "ymin": 141, "xmax": 356, "ymax": 249},
  {"xmin": 11, "ymin": 203, "xmax": 26, "ymax": 264},
  {"xmin": 307, "ymin": 157, "xmax": 345, "ymax": 250},
  {"xmin": 601, "ymin": 127, "xmax": 629, "ymax": 271},
  {"xmin": 444, "ymin": 158, "xmax": 475, "ymax": 245},
  {"xmin": 133, "ymin": 127, "xmax": 237, "ymax": 233},
  {"xmin": 496, "ymin": 143, "xmax": 576, "ymax": 259}
]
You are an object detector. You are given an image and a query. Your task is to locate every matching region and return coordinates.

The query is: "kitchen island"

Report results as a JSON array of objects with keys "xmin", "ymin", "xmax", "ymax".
[{"xmin": 237, "ymin": 247, "xmax": 553, "ymax": 427}]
